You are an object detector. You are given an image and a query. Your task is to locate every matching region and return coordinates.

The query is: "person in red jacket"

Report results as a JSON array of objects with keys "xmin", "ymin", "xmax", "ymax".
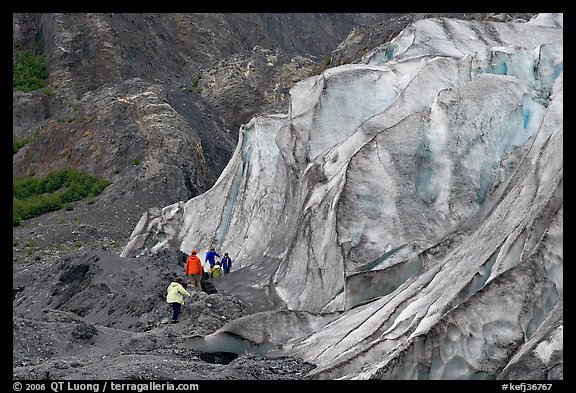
[{"xmin": 185, "ymin": 250, "xmax": 203, "ymax": 290}]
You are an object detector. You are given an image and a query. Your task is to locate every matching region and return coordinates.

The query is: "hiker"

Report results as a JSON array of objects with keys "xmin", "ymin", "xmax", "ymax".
[
  {"xmin": 210, "ymin": 260, "xmax": 224, "ymax": 278},
  {"xmin": 166, "ymin": 276, "xmax": 190, "ymax": 324},
  {"xmin": 221, "ymin": 252, "xmax": 233, "ymax": 274},
  {"xmin": 205, "ymin": 247, "xmax": 221, "ymax": 269},
  {"xmin": 185, "ymin": 249, "xmax": 203, "ymax": 290}
]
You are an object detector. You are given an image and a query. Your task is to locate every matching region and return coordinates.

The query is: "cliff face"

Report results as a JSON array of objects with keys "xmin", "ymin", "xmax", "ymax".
[
  {"xmin": 12, "ymin": 13, "xmax": 403, "ymax": 260},
  {"xmin": 13, "ymin": 13, "xmax": 399, "ymax": 130}
]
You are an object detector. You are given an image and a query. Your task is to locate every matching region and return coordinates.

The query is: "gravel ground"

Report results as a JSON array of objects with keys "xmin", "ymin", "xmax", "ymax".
[{"xmin": 12, "ymin": 248, "xmax": 315, "ymax": 380}]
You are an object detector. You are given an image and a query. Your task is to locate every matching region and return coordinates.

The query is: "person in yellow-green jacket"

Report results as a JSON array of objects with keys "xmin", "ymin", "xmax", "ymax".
[
  {"xmin": 166, "ymin": 276, "xmax": 190, "ymax": 324},
  {"xmin": 210, "ymin": 260, "xmax": 224, "ymax": 278}
]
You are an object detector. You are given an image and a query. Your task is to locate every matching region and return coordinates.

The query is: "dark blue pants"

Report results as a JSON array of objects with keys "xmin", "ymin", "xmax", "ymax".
[{"xmin": 170, "ymin": 302, "xmax": 181, "ymax": 321}]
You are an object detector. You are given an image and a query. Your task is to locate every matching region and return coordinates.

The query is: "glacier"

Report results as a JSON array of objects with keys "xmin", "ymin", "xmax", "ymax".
[{"xmin": 122, "ymin": 13, "xmax": 562, "ymax": 379}]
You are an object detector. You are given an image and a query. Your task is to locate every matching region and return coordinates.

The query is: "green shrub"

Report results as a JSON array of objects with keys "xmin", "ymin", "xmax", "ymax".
[
  {"xmin": 191, "ymin": 73, "xmax": 202, "ymax": 93},
  {"xmin": 14, "ymin": 114, "xmax": 44, "ymax": 159},
  {"xmin": 13, "ymin": 52, "xmax": 49, "ymax": 92},
  {"xmin": 42, "ymin": 168, "xmax": 71, "ymax": 193},
  {"xmin": 14, "ymin": 128, "xmax": 41, "ymax": 154},
  {"xmin": 13, "ymin": 136, "xmax": 32, "ymax": 154},
  {"xmin": 13, "ymin": 176, "xmax": 41, "ymax": 199},
  {"xmin": 13, "ymin": 168, "xmax": 112, "ymax": 226},
  {"xmin": 40, "ymin": 86, "xmax": 54, "ymax": 96}
]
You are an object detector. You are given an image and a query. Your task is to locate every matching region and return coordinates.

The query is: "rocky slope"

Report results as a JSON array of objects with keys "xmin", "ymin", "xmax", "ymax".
[{"xmin": 12, "ymin": 249, "xmax": 315, "ymax": 379}]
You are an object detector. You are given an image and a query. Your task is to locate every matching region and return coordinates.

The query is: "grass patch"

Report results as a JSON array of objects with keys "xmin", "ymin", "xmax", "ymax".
[
  {"xmin": 13, "ymin": 51, "xmax": 49, "ymax": 93},
  {"xmin": 189, "ymin": 73, "xmax": 202, "ymax": 93},
  {"xmin": 13, "ymin": 127, "xmax": 41, "ymax": 154},
  {"xmin": 13, "ymin": 167, "xmax": 111, "ymax": 226},
  {"xmin": 13, "ymin": 136, "xmax": 33, "ymax": 154}
]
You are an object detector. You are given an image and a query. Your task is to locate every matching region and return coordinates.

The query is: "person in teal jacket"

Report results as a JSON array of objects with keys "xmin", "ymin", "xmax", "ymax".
[{"xmin": 166, "ymin": 277, "xmax": 190, "ymax": 324}]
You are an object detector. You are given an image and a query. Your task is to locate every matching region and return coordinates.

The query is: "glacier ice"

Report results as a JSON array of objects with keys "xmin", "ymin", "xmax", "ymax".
[{"xmin": 122, "ymin": 13, "xmax": 562, "ymax": 380}]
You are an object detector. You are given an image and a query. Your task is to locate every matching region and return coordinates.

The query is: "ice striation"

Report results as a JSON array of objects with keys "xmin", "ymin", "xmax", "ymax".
[{"xmin": 122, "ymin": 14, "xmax": 562, "ymax": 379}]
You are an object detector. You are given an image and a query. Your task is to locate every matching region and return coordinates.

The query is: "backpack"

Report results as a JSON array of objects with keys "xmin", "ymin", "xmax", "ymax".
[{"xmin": 200, "ymin": 272, "xmax": 218, "ymax": 294}]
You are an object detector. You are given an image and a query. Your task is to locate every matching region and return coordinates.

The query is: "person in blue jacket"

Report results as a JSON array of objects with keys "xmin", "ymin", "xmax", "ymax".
[
  {"xmin": 221, "ymin": 252, "xmax": 233, "ymax": 274},
  {"xmin": 205, "ymin": 247, "xmax": 221, "ymax": 268}
]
